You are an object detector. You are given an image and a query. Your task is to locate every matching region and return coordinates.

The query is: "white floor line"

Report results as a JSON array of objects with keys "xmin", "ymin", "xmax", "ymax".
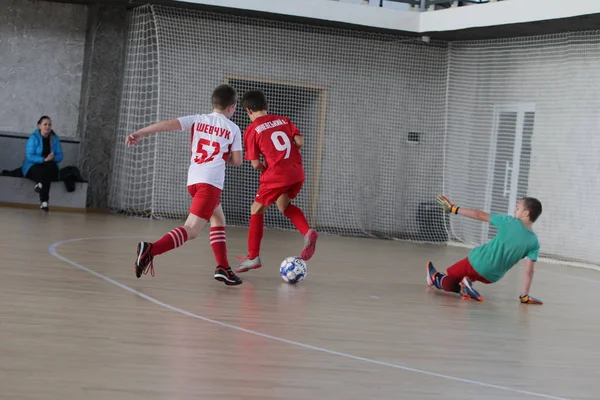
[{"xmin": 48, "ymin": 236, "xmax": 570, "ymax": 400}]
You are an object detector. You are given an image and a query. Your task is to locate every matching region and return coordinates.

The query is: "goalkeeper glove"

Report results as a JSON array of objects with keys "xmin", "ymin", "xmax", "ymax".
[
  {"xmin": 436, "ymin": 195, "xmax": 459, "ymax": 214},
  {"xmin": 519, "ymin": 295, "xmax": 543, "ymax": 305}
]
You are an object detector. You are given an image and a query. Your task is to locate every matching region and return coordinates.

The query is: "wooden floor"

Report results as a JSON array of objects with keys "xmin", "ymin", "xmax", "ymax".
[{"xmin": 0, "ymin": 207, "xmax": 598, "ymax": 400}]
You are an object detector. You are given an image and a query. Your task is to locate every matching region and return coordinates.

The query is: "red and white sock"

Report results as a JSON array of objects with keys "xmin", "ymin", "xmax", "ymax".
[
  {"xmin": 283, "ymin": 205, "xmax": 310, "ymax": 236},
  {"xmin": 151, "ymin": 226, "xmax": 188, "ymax": 256},
  {"xmin": 248, "ymin": 214, "xmax": 264, "ymax": 259},
  {"xmin": 210, "ymin": 226, "xmax": 229, "ymax": 268}
]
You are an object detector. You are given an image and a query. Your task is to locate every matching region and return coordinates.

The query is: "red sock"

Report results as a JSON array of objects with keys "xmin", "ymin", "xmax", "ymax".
[
  {"xmin": 440, "ymin": 275, "xmax": 461, "ymax": 293},
  {"xmin": 248, "ymin": 214, "xmax": 264, "ymax": 259},
  {"xmin": 283, "ymin": 205, "xmax": 310, "ymax": 236},
  {"xmin": 210, "ymin": 226, "xmax": 229, "ymax": 268},
  {"xmin": 151, "ymin": 226, "xmax": 188, "ymax": 256}
]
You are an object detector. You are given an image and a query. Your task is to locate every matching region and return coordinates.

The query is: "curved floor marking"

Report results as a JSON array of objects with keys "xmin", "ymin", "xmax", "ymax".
[{"xmin": 49, "ymin": 236, "xmax": 569, "ymax": 400}]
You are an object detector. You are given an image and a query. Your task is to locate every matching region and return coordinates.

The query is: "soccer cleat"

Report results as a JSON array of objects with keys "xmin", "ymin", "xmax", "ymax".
[
  {"xmin": 214, "ymin": 266, "xmax": 242, "ymax": 286},
  {"xmin": 34, "ymin": 183, "xmax": 42, "ymax": 194},
  {"xmin": 134, "ymin": 242, "xmax": 154, "ymax": 278},
  {"xmin": 235, "ymin": 255, "xmax": 262, "ymax": 273},
  {"xmin": 459, "ymin": 277, "xmax": 483, "ymax": 301},
  {"xmin": 300, "ymin": 229, "xmax": 318, "ymax": 261},
  {"xmin": 426, "ymin": 261, "xmax": 441, "ymax": 289},
  {"xmin": 40, "ymin": 202, "xmax": 49, "ymax": 212},
  {"xmin": 520, "ymin": 294, "xmax": 543, "ymax": 305}
]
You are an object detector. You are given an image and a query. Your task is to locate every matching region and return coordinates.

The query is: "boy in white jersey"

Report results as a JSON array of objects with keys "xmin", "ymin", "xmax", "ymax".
[{"xmin": 125, "ymin": 84, "xmax": 243, "ymax": 286}]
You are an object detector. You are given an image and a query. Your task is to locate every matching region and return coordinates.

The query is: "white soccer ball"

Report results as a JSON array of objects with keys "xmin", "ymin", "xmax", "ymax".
[{"xmin": 279, "ymin": 256, "xmax": 307, "ymax": 284}]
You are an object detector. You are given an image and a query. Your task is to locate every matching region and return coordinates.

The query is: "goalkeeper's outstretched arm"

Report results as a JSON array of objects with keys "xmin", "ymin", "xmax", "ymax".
[
  {"xmin": 456, "ymin": 207, "xmax": 490, "ymax": 222},
  {"xmin": 436, "ymin": 195, "xmax": 490, "ymax": 222}
]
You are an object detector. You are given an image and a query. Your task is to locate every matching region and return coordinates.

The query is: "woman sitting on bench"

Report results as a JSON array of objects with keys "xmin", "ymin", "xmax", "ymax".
[{"xmin": 22, "ymin": 116, "xmax": 64, "ymax": 211}]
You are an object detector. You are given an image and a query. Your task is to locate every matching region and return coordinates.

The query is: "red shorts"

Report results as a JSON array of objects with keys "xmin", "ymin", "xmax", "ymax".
[
  {"xmin": 446, "ymin": 258, "xmax": 491, "ymax": 284},
  {"xmin": 255, "ymin": 180, "xmax": 304, "ymax": 206},
  {"xmin": 187, "ymin": 183, "xmax": 222, "ymax": 220}
]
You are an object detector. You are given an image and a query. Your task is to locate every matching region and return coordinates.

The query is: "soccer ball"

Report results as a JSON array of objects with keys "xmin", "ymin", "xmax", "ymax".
[{"xmin": 280, "ymin": 256, "xmax": 307, "ymax": 284}]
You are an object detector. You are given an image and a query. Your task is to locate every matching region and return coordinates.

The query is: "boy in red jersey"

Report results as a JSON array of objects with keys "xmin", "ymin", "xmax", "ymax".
[
  {"xmin": 125, "ymin": 84, "xmax": 243, "ymax": 286},
  {"xmin": 236, "ymin": 90, "xmax": 318, "ymax": 272}
]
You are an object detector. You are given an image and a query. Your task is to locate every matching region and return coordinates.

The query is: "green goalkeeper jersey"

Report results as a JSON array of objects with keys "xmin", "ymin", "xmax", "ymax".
[{"xmin": 468, "ymin": 214, "xmax": 540, "ymax": 283}]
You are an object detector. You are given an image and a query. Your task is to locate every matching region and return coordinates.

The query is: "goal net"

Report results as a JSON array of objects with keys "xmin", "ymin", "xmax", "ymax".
[
  {"xmin": 109, "ymin": 4, "xmax": 600, "ymax": 267},
  {"xmin": 109, "ymin": 5, "xmax": 449, "ymax": 240}
]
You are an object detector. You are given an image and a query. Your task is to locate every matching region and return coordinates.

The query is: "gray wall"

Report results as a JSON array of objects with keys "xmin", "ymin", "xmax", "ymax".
[
  {"xmin": 0, "ymin": 0, "xmax": 88, "ymax": 137},
  {"xmin": 0, "ymin": 0, "xmax": 128, "ymax": 208},
  {"xmin": 77, "ymin": 5, "xmax": 128, "ymax": 208}
]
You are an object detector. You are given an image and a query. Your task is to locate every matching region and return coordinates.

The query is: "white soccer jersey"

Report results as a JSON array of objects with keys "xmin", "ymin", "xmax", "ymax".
[{"xmin": 178, "ymin": 112, "xmax": 242, "ymax": 189}]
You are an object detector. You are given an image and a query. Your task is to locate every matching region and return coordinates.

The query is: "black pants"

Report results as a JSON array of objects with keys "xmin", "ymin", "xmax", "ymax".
[{"xmin": 26, "ymin": 162, "xmax": 59, "ymax": 202}]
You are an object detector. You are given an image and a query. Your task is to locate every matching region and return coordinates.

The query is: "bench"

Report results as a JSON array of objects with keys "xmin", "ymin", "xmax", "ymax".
[{"xmin": 0, "ymin": 132, "xmax": 88, "ymax": 210}]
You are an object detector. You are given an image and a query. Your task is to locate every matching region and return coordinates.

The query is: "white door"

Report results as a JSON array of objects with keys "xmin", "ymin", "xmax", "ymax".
[{"xmin": 485, "ymin": 104, "xmax": 535, "ymax": 240}]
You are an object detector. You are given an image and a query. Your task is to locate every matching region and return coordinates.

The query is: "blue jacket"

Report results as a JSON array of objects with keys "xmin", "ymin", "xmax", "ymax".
[{"xmin": 22, "ymin": 129, "xmax": 64, "ymax": 176}]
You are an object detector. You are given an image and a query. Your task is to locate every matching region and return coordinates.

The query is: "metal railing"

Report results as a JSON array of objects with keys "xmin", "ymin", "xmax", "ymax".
[
  {"xmin": 346, "ymin": 0, "xmax": 502, "ymax": 10},
  {"xmin": 422, "ymin": 0, "xmax": 498, "ymax": 8}
]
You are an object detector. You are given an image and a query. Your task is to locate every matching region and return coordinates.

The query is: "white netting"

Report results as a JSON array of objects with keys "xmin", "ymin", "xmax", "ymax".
[
  {"xmin": 110, "ymin": 5, "xmax": 448, "ymax": 241},
  {"xmin": 110, "ymin": 7, "xmax": 159, "ymax": 215},
  {"xmin": 445, "ymin": 32, "xmax": 600, "ymax": 266},
  {"xmin": 109, "ymin": 4, "xmax": 600, "ymax": 267}
]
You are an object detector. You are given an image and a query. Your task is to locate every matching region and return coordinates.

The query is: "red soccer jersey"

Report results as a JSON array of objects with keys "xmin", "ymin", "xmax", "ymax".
[{"xmin": 244, "ymin": 114, "xmax": 305, "ymax": 189}]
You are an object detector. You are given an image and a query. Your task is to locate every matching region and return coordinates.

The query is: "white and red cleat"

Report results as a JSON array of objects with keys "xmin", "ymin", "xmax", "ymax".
[{"xmin": 235, "ymin": 255, "xmax": 262, "ymax": 273}]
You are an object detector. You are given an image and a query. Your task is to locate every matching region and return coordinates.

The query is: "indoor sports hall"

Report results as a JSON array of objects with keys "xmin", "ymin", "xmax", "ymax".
[{"xmin": 1, "ymin": 0, "xmax": 599, "ymax": 399}]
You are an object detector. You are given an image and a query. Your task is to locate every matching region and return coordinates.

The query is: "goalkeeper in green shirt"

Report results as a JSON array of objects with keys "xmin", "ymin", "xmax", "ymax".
[{"xmin": 427, "ymin": 195, "xmax": 543, "ymax": 304}]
